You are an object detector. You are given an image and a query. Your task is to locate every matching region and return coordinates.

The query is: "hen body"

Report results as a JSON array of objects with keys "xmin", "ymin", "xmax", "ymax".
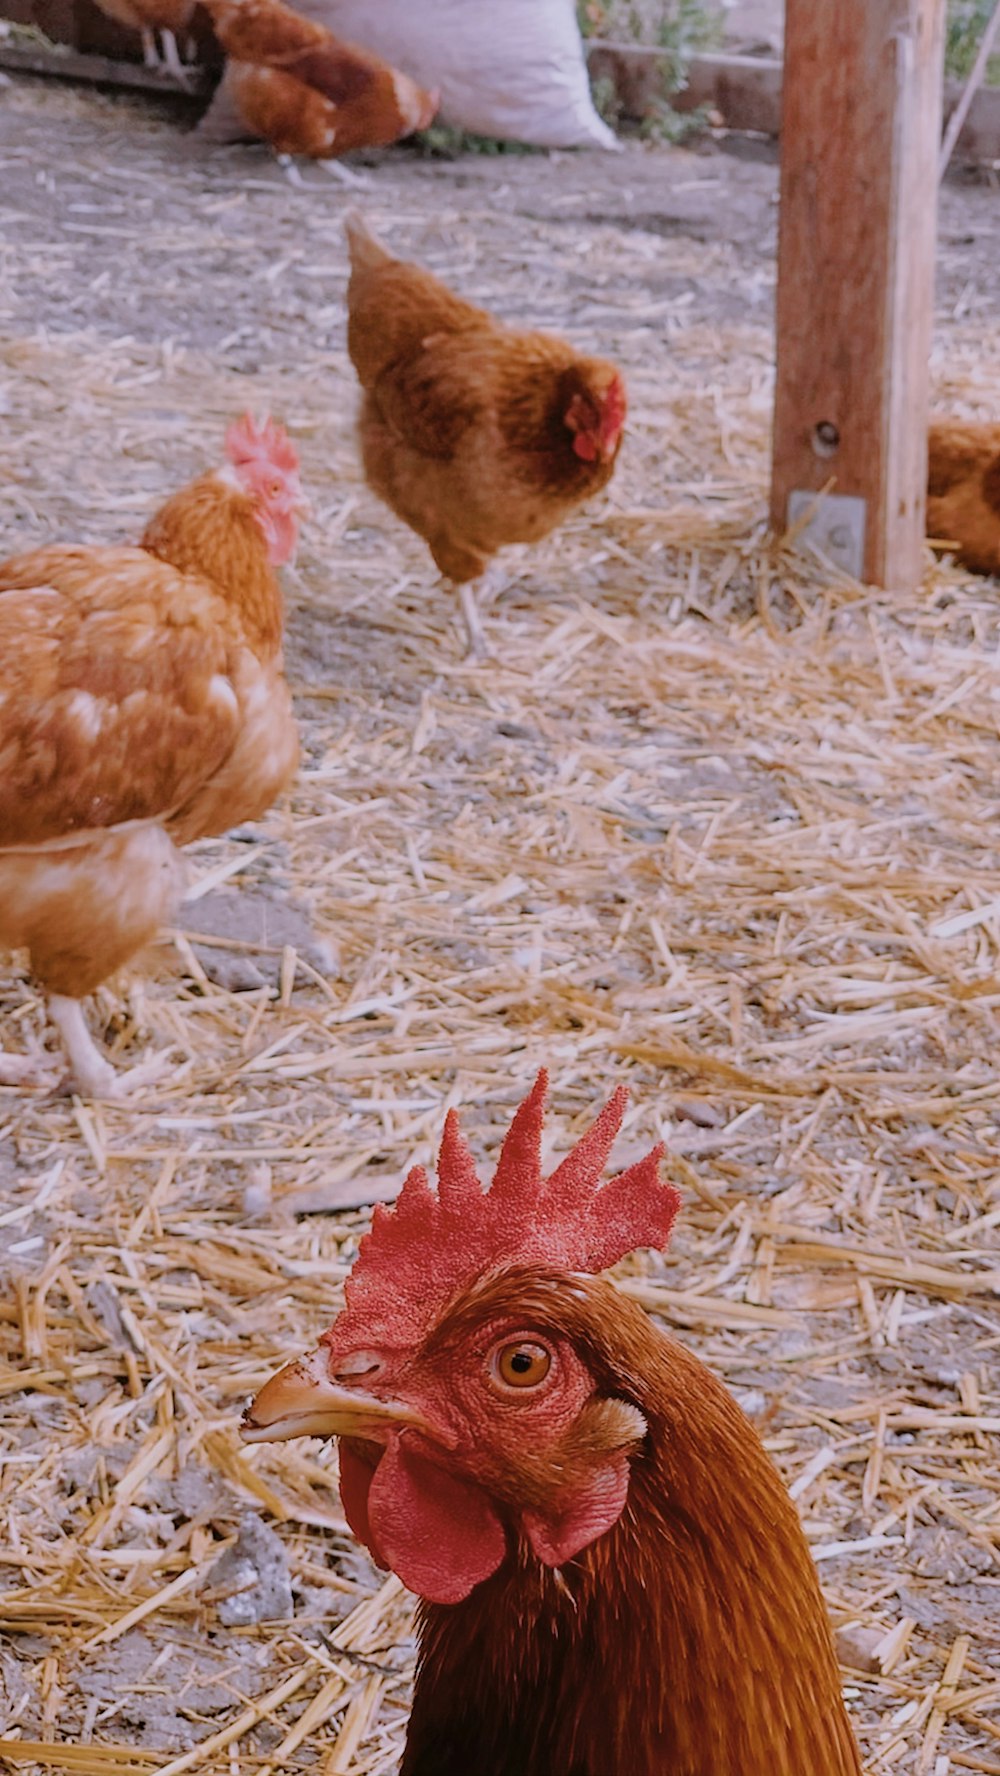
[
  {"xmin": 0, "ymin": 436, "xmax": 300, "ymax": 1094},
  {"xmin": 205, "ymin": 0, "xmax": 438, "ymax": 160},
  {"xmin": 927, "ymin": 419, "xmax": 1000, "ymax": 576},
  {"xmin": 344, "ymin": 213, "xmax": 626, "ymax": 647}
]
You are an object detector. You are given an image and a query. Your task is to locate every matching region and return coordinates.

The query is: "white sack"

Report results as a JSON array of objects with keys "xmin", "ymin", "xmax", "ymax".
[{"xmin": 201, "ymin": 0, "xmax": 618, "ymax": 151}]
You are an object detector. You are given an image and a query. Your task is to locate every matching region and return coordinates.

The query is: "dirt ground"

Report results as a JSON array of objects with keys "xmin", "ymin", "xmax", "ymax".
[{"xmin": 1, "ymin": 75, "xmax": 1000, "ymax": 1776}]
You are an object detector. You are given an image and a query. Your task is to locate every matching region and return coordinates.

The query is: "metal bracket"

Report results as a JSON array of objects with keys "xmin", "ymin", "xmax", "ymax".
[{"xmin": 787, "ymin": 491, "xmax": 867, "ymax": 579}]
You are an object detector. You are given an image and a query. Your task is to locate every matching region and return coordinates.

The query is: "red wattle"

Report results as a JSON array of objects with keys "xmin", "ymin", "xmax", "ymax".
[
  {"xmin": 521, "ymin": 1450, "xmax": 632, "ymax": 1567},
  {"xmin": 338, "ymin": 1442, "xmax": 391, "ymax": 1569},
  {"xmin": 367, "ymin": 1434, "xmax": 508, "ymax": 1604}
]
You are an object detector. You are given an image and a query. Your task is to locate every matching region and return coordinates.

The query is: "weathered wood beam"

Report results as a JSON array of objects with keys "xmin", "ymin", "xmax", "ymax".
[
  {"xmin": 770, "ymin": 0, "xmax": 946, "ymax": 589},
  {"xmin": 0, "ymin": 38, "xmax": 209, "ymax": 91},
  {"xmin": 584, "ymin": 42, "xmax": 1000, "ymax": 166}
]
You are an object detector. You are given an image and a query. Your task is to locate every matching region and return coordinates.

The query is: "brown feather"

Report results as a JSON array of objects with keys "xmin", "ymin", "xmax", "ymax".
[
  {"xmin": 927, "ymin": 419, "xmax": 1000, "ymax": 576},
  {"xmin": 0, "ymin": 468, "xmax": 298, "ymax": 1012},
  {"xmin": 401, "ymin": 1271, "xmax": 862, "ymax": 1776},
  {"xmin": 91, "ymin": 0, "xmax": 193, "ymax": 34}
]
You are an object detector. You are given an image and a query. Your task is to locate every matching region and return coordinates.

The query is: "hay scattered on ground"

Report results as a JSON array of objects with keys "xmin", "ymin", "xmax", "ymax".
[{"xmin": 2, "ymin": 77, "xmax": 1000, "ymax": 1776}]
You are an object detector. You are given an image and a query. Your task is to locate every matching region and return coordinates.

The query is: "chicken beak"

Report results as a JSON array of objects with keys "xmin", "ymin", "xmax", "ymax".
[{"xmin": 240, "ymin": 1346, "xmax": 426, "ymax": 1445}]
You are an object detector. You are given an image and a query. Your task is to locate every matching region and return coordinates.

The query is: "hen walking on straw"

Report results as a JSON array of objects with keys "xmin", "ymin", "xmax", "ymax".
[{"xmin": 0, "ymin": 415, "xmax": 303, "ymax": 1097}]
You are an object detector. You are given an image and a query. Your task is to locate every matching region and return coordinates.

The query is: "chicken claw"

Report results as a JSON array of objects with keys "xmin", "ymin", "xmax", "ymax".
[
  {"xmin": 317, "ymin": 161, "xmax": 371, "ymax": 188},
  {"xmin": 0, "ymin": 1051, "xmax": 61, "ymax": 1090},
  {"xmin": 45, "ymin": 998, "xmax": 178, "ymax": 1101}
]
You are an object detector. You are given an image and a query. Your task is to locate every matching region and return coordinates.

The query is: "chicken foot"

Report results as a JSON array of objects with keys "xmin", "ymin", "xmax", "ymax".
[
  {"xmin": 47, "ymin": 996, "xmax": 120, "ymax": 1098},
  {"xmin": 277, "ymin": 156, "xmax": 371, "ymax": 188},
  {"xmin": 0, "ymin": 1050, "xmax": 60, "ymax": 1090},
  {"xmin": 46, "ymin": 996, "xmax": 177, "ymax": 1100},
  {"xmin": 318, "ymin": 160, "xmax": 371, "ymax": 188}
]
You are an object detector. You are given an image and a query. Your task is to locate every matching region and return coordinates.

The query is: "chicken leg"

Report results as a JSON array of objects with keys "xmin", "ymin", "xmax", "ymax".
[
  {"xmin": 47, "ymin": 996, "xmax": 120, "ymax": 1099},
  {"xmin": 139, "ymin": 22, "xmax": 191, "ymax": 81},
  {"xmin": 318, "ymin": 161, "xmax": 371, "ymax": 188},
  {"xmin": 452, "ymin": 563, "xmax": 508, "ymax": 660}
]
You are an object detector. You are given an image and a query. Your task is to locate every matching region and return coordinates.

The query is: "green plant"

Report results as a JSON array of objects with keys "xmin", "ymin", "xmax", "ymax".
[
  {"xmin": 577, "ymin": 0, "xmax": 720, "ymax": 65},
  {"xmin": 410, "ymin": 125, "xmax": 534, "ymax": 158},
  {"xmin": 655, "ymin": 0, "xmax": 722, "ymax": 91},
  {"xmin": 945, "ymin": 0, "xmax": 1000, "ymax": 84},
  {"xmin": 581, "ymin": 0, "xmax": 721, "ymax": 139}
]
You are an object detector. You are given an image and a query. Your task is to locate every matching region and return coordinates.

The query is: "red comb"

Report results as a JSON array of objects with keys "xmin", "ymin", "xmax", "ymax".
[
  {"xmin": 224, "ymin": 412, "xmax": 300, "ymax": 476},
  {"xmin": 324, "ymin": 1071, "xmax": 681, "ymax": 1353},
  {"xmin": 600, "ymin": 375, "xmax": 627, "ymax": 450}
]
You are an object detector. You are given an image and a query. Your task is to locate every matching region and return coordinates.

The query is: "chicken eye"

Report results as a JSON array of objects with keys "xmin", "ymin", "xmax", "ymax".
[{"xmin": 492, "ymin": 1341, "xmax": 552, "ymax": 1390}]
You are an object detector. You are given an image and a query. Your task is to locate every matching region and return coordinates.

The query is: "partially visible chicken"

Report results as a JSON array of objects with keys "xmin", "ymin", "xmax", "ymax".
[
  {"xmin": 244, "ymin": 1073, "xmax": 862, "ymax": 1776},
  {"xmin": 344, "ymin": 212, "xmax": 627, "ymax": 653},
  {"xmin": 0, "ymin": 414, "xmax": 304, "ymax": 1098},
  {"xmin": 203, "ymin": 0, "xmax": 438, "ymax": 169},
  {"xmin": 92, "ymin": 0, "xmax": 196, "ymax": 79},
  {"xmin": 927, "ymin": 419, "xmax": 1000, "ymax": 577}
]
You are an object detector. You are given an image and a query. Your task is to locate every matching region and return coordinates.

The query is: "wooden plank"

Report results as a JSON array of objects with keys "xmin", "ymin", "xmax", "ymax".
[
  {"xmin": 770, "ymin": 0, "xmax": 946, "ymax": 590},
  {"xmin": 948, "ymin": 80, "xmax": 1000, "ymax": 162},
  {"xmin": 0, "ymin": 0, "xmax": 78, "ymax": 46},
  {"xmin": 586, "ymin": 44, "xmax": 784, "ymax": 136},
  {"xmin": 0, "ymin": 36, "xmax": 210, "ymax": 91},
  {"xmin": 0, "ymin": 0, "xmax": 220, "ymax": 66},
  {"xmin": 583, "ymin": 43, "xmax": 1000, "ymax": 165},
  {"xmin": 676, "ymin": 50, "xmax": 783, "ymax": 136}
]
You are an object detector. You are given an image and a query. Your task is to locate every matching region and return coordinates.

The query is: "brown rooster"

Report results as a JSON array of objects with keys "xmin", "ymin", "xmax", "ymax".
[
  {"xmin": 244, "ymin": 1072, "xmax": 862, "ymax": 1776},
  {"xmin": 344, "ymin": 213, "xmax": 627, "ymax": 654},
  {"xmin": 203, "ymin": 0, "xmax": 438, "ymax": 171},
  {"xmin": 0, "ymin": 415, "xmax": 303, "ymax": 1097},
  {"xmin": 927, "ymin": 418, "xmax": 1000, "ymax": 577}
]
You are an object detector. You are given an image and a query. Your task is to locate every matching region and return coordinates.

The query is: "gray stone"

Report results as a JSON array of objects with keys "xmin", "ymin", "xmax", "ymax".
[{"xmin": 208, "ymin": 1514, "xmax": 293, "ymax": 1626}]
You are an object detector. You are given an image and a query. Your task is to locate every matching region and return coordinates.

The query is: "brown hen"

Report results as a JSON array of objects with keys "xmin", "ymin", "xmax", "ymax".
[
  {"xmin": 344, "ymin": 212, "xmax": 627, "ymax": 653},
  {"xmin": 927, "ymin": 419, "xmax": 1000, "ymax": 577},
  {"xmin": 0, "ymin": 415, "xmax": 303, "ymax": 1097},
  {"xmin": 204, "ymin": 0, "xmax": 438, "ymax": 165}
]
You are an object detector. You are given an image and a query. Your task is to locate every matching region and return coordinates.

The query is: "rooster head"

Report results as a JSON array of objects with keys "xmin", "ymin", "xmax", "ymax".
[
  {"xmin": 243, "ymin": 1072, "xmax": 681, "ymax": 1604},
  {"xmin": 563, "ymin": 367, "xmax": 627, "ymax": 465},
  {"xmin": 225, "ymin": 412, "xmax": 307, "ymax": 566}
]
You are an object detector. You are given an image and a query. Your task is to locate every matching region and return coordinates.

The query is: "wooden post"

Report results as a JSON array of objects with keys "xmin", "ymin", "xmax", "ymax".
[{"xmin": 770, "ymin": 0, "xmax": 946, "ymax": 588}]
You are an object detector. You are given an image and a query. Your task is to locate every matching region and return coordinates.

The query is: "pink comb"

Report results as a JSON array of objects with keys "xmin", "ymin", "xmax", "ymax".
[
  {"xmin": 224, "ymin": 412, "xmax": 300, "ymax": 477},
  {"xmin": 323, "ymin": 1071, "xmax": 681, "ymax": 1354}
]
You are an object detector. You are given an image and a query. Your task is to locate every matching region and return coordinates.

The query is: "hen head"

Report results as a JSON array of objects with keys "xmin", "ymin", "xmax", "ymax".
[
  {"xmin": 243, "ymin": 1072, "xmax": 681, "ymax": 1604},
  {"xmin": 224, "ymin": 412, "xmax": 306, "ymax": 565},
  {"xmin": 562, "ymin": 365, "xmax": 627, "ymax": 465}
]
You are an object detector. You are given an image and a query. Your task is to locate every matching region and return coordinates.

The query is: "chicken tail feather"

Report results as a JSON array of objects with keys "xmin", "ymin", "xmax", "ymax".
[{"xmin": 344, "ymin": 209, "xmax": 392, "ymax": 272}]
